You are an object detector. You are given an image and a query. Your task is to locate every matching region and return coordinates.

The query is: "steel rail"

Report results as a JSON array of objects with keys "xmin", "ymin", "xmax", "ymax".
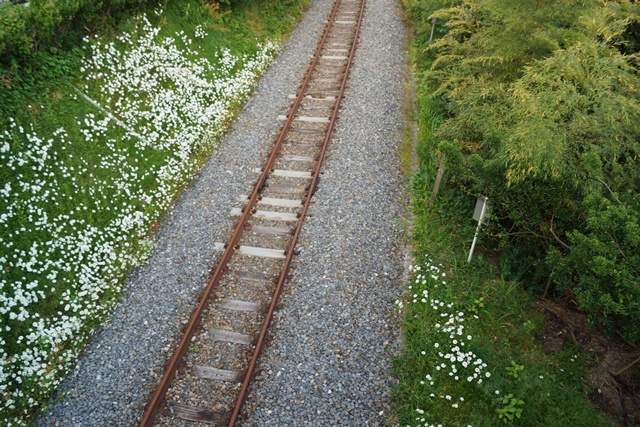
[
  {"xmin": 138, "ymin": 0, "xmax": 356, "ymax": 424},
  {"xmin": 226, "ymin": 0, "xmax": 365, "ymax": 423}
]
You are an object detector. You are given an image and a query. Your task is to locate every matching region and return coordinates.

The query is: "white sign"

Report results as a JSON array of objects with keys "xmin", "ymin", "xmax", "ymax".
[
  {"xmin": 468, "ymin": 195, "xmax": 489, "ymax": 263},
  {"xmin": 472, "ymin": 195, "xmax": 490, "ymax": 225}
]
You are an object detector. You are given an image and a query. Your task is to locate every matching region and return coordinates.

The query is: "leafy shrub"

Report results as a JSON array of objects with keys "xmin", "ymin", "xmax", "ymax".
[
  {"xmin": 551, "ymin": 192, "xmax": 640, "ymax": 342},
  {"xmin": 419, "ymin": 0, "xmax": 640, "ymax": 342},
  {"xmin": 0, "ymin": 0, "xmax": 154, "ymax": 67}
]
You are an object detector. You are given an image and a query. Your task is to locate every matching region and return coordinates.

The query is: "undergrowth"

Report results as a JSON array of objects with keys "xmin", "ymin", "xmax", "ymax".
[
  {"xmin": 393, "ymin": 0, "xmax": 640, "ymax": 425},
  {"xmin": 392, "ymin": 29, "xmax": 619, "ymax": 427},
  {"xmin": 393, "ymin": 192, "xmax": 614, "ymax": 426}
]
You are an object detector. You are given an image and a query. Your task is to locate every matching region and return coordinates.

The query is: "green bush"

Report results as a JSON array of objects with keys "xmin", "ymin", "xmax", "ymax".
[
  {"xmin": 418, "ymin": 0, "xmax": 640, "ymax": 342},
  {"xmin": 0, "ymin": 0, "xmax": 154, "ymax": 67},
  {"xmin": 552, "ymin": 192, "xmax": 640, "ymax": 342}
]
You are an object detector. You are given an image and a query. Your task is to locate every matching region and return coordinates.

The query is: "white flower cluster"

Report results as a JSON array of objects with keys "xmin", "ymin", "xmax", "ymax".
[
  {"xmin": 0, "ymin": 12, "xmax": 279, "ymax": 425},
  {"xmin": 82, "ymin": 17, "xmax": 278, "ymax": 169},
  {"xmin": 412, "ymin": 408, "xmax": 473, "ymax": 427},
  {"xmin": 410, "ymin": 415, "xmax": 473, "ymax": 427},
  {"xmin": 195, "ymin": 24, "xmax": 207, "ymax": 39},
  {"xmin": 402, "ymin": 257, "xmax": 490, "ymax": 427}
]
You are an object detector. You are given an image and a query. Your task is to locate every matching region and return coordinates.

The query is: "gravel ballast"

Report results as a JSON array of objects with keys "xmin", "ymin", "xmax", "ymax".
[
  {"xmin": 241, "ymin": 0, "xmax": 408, "ymax": 424},
  {"xmin": 38, "ymin": 0, "xmax": 408, "ymax": 424}
]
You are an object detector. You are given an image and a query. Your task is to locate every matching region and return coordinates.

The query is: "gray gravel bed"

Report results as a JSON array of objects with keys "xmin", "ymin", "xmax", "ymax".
[
  {"xmin": 241, "ymin": 0, "xmax": 409, "ymax": 424},
  {"xmin": 37, "ymin": 0, "xmax": 338, "ymax": 424}
]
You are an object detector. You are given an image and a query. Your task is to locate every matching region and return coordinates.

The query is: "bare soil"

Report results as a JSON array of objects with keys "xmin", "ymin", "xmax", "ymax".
[{"xmin": 538, "ymin": 298, "xmax": 640, "ymax": 426}]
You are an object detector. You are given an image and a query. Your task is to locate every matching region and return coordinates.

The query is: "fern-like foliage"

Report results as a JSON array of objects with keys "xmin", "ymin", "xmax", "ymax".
[{"xmin": 417, "ymin": 0, "xmax": 640, "ymax": 341}]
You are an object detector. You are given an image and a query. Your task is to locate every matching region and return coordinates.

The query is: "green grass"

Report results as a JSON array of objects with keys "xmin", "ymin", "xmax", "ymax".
[
  {"xmin": 394, "ymin": 177, "xmax": 616, "ymax": 426},
  {"xmin": 0, "ymin": 0, "xmax": 288, "ymax": 352},
  {"xmin": 393, "ymin": 71, "xmax": 618, "ymax": 425}
]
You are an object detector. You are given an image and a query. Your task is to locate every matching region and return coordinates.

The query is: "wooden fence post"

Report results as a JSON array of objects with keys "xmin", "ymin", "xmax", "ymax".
[{"xmin": 428, "ymin": 154, "xmax": 445, "ymax": 207}]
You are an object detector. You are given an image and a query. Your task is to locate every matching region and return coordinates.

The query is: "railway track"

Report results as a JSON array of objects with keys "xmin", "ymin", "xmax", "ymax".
[{"xmin": 139, "ymin": 0, "xmax": 365, "ymax": 424}]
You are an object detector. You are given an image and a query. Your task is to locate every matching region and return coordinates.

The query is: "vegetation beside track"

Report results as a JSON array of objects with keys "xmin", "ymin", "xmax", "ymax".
[
  {"xmin": 394, "ymin": 0, "xmax": 640, "ymax": 426},
  {"xmin": 0, "ymin": 0, "xmax": 308, "ymax": 424}
]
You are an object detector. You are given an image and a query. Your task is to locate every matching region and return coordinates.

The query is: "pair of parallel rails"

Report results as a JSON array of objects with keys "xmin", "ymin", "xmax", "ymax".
[{"xmin": 139, "ymin": 0, "xmax": 365, "ymax": 424}]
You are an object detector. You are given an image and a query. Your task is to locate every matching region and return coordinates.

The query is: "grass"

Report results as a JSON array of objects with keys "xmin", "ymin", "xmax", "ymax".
[
  {"xmin": 392, "ymin": 47, "xmax": 619, "ymax": 424},
  {"xmin": 394, "ymin": 168, "xmax": 616, "ymax": 426},
  {"xmin": 0, "ymin": 0, "xmax": 308, "ymax": 424},
  {"xmin": 398, "ymin": 78, "xmax": 418, "ymax": 182}
]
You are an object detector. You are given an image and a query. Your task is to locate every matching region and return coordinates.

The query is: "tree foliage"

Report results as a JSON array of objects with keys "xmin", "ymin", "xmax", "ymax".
[
  {"xmin": 418, "ymin": 0, "xmax": 640, "ymax": 341},
  {"xmin": 0, "ymin": 0, "xmax": 156, "ymax": 67}
]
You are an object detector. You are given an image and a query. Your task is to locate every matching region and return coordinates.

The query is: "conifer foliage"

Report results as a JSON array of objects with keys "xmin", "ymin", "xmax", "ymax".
[{"xmin": 418, "ymin": 0, "xmax": 640, "ymax": 341}]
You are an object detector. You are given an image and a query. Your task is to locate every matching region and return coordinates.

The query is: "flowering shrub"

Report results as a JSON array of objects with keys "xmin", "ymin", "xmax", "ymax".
[
  {"xmin": 396, "ymin": 258, "xmax": 492, "ymax": 427},
  {"xmin": 0, "ymin": 11, "xmax": 278, "ymax": 425}
]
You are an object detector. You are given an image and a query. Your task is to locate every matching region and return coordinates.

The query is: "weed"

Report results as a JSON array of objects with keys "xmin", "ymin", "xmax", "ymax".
[
  {"xmin": 497, "ymin": 394, "xmax": 524, "ymax": 423},
  {"xmin": 393, "ymin": 18, "xmax": 615, "ymax": 426},
  {"xmin": 505, "ymin": 361, "xmax": 524, "ymax": 379}
]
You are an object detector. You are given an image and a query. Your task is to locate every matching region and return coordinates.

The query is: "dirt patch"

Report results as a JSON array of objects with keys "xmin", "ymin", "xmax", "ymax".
[{"xmin": 538, "ymin": 299, "xmax": 640, "ymax": 426}]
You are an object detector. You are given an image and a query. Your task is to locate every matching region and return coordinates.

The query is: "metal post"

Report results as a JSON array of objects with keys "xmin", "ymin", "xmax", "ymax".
[
  {"xmin": 468, "ymin": 198, "xmax": 487, "ymax": 263},
  {"xmin": 429, "ymin": 17, "xmax": 436, "ymax": 43}
]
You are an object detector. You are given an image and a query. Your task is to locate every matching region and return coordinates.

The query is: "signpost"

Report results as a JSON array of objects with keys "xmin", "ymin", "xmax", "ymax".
[
  {"xmin": 429, "ymin": 17, "xmax": 436, "ymax": 44},
  {"xmin": 468, "ymin": 195, "xmax": 489, "ymax": 263}
]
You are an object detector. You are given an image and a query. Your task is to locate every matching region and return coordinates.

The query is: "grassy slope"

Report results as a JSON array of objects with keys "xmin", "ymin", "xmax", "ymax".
[
  {"xmin": 0, "ymin": 0, "xmax": 308, "ymax": 423},
  {"xmin": 393, "ymin": 188, "xmax": 614, "ymax": 426}
]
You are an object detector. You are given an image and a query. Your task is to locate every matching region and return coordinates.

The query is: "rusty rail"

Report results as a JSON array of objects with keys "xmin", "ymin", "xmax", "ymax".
[
  {"xmin": 226, "ymin": 0, "xmax": 365, "ymax": 424},
  {"xmin": 138, "ymin": 0, "xmax": 365, "ymax": 424}
]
